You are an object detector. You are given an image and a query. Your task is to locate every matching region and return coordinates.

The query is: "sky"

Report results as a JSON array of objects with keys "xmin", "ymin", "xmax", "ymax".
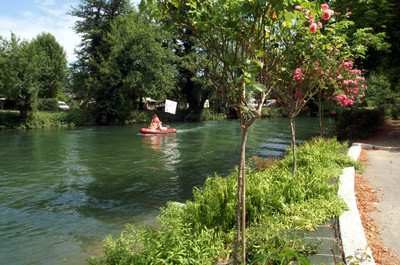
[{"xmin": 0, "ymin": 0, "xmax": 141, "ymax": 64}]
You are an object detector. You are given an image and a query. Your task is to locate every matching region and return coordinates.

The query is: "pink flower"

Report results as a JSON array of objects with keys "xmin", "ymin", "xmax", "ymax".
[
  {"xmin": 348, "ymin": 11, "xmax": 352, "ymax": 15},
  {"xmin": 321, "ymin": 4, "xmax": 329, "ymax": 10},
  {"xmin": 318, "ymin": 22, "xmax": 323, "ymax": 28},
  {"xmin": 322, "ymin": 9, "xmax": 334, "ymax": 20},
  {"xmin": 332, "ymin": 111, "xmax": 336, "ymax": 115},
  {"xmin": 309, "ymin": 23, "xmax": 317, "ymax": 33},
  {"xmin": 309, "ymin": 19, "xmax": 315, "ymax": 24},
  {"xmin": 295, "ymin": 5, "xmax": 303, "ymax": 11}
]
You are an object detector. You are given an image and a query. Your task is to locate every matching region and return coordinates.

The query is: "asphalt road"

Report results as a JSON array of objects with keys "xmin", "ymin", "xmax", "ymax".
[{"xmin": 364, "ymin": 149, "xmax": 400, "ymax": 257}]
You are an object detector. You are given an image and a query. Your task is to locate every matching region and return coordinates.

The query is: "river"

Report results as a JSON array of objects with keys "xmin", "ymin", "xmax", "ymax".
[{"xmin": 0, "ymin": 118, "xmax": 320, "ymax": 265}]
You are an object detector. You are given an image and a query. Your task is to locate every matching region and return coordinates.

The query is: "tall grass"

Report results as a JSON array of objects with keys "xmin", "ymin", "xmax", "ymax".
[{"xmin": 89, "ymin": 138, "xmax": 362, "ymax": 264}]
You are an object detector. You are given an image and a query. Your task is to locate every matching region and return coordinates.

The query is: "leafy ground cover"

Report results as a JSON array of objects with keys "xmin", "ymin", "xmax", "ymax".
[{"xmin": 89, "ymin": 138, "xmax": 362, "ymax": 265}]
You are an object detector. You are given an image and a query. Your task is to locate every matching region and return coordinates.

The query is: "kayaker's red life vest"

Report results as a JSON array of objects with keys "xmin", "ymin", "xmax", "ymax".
[{"xmin": 150, "ymin": 115, "xmax": 162, "ymax": 129}]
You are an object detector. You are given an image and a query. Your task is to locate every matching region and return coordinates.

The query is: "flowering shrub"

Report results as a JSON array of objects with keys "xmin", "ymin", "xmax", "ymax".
[
  {"xmin": 326, "ymin": 58, "xmax": 367, "ymax": 107},
  {"xmin": 291, "ymin": 4, "xmax": 366, "ymax": 108}
]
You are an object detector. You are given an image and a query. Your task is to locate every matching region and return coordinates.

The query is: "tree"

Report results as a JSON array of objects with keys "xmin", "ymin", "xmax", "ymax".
[
  {"xmin": 69, "ymin": 0, "xmax": 133, "ymax": 115},
  {"xmin": 174, "ymin": 29, "xmax": 213, "ymax": 120},
  {"xmin": 147, "ymin": 0, "xmax": 313, "ymax": 263},
  {"xmin": 94, "ymin": 11, "xmax": 177, "ymax": 123},
  {"xmin": 0, "ymin": 34, "xmax": 42, "ymax": 119},
  {"xmin": 30, "ymin": 33, "xmax": 69, "ymax": 99}
]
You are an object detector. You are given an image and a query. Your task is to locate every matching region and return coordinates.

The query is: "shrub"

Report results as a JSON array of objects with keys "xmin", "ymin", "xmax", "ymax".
[
  {"xmin": 37, "ymin": 98, "xmax": 58, "ymax": 111},
  {"xmin": 334, "ymin": 108, "xmax": 384, "ymax": 140},
  {"xmin": 0, "ymin": 110, "xmax": 20, "ymax": 129}
]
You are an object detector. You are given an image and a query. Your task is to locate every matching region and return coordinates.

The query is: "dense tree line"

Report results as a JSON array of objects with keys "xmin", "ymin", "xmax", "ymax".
[{"xmin": 1, "ymin": 0, "xmax": 399, "ymax": 125}]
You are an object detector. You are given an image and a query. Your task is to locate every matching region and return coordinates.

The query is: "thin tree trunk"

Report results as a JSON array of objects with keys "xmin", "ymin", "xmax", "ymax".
[
  {"xmin": 290, "ymin": 117, "xmax": 296, "ymax": 175},
  {"xmin": 233, "ymin": 117, "xmax": 249, "ymax": 265},
  {"xmin": 240, "ymin": 126, "xmax": 248, "ymax": 264},
  {"xmin": 318, "ymin": 90, "xmax": 324, "ymax": 138},
  {"xmin": 233, "ymin": 159, "xmax": 242, "ymax": 265}
]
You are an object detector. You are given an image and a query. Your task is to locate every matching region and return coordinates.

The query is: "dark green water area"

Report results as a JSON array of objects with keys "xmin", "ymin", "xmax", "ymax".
[{"xmin": 0, "ymin": 118, "xmax": 321, "ymax": 264}]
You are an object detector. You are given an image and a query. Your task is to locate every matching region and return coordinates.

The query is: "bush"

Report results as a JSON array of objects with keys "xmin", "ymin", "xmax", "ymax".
[
  {"xmin": 37, "ymin": 98, "xmax": 58, "ymax": 111},
  {"xmin": 200, "ymin": 109, "xmax": 227, "ymax": 121},
  {"xmin": 0, "ymin": 109, "xmax": 96, "ymax": 130},
  {"xmin": 334, "ymin": 108, "xmax": 384, "ymax": 140},
  {"xmin": 90, "ymin": 138, "xmax": 360, "ymax": 264},
  {"xmin": 0, "ymin": 110, "xmax": 20, "ymax": 129}
]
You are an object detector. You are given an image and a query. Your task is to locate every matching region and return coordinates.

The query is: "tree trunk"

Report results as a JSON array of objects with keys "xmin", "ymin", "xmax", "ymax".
[
  {"xmin": 289, "ymin": 117, "xmax": 297, "ymax": 175},
  {"xmin": 240, "ymin": 125, "xmax": 248, "ymax": 263},
  {"xmin": 318, "ymin": 90, "xmax": 324, "ymax": 138},
  {"xmin": 233, "ymin": 118, "xmax": 249, "ymax": 265}
]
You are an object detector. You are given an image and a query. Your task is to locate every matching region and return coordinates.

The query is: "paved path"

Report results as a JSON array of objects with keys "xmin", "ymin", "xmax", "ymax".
[
  {"xmin": 356, "ymin": 120, "xmax": 400, "ymax": 262},
  {"xmin": 364, "ymin": 149, "xmax": 400, "ymax": 257}
]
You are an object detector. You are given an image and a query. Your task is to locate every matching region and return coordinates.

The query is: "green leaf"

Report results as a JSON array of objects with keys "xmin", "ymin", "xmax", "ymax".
[
  {"xmin": 253, "ymin": 83, "xmax": 267, "ymax": 92},
  {"xmin": 252, "ymin": 58, "xmax": 264, "ymax": 68}
]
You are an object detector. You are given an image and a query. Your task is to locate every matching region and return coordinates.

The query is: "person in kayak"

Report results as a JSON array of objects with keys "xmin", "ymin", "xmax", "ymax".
[{"xmin": 150, "ymin": 115, "xmax": 163, "ymax": 130}]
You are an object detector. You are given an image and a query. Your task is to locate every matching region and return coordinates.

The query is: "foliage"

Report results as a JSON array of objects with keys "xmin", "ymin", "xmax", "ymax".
[
  {"xmin": 30, "ymin": 33, "xmax": 69, "ymax": 99},
  {"xmin": 332, "ymin": 0, "xmax": 398, "ymax": 119},
  {"xmin": 174, "ymin": 28, "xmax": 213, "ymax": 117},
  {"xmin": 89, "ymin": 202, "xmax": 231, "ymax": 265},
  {"xmin": 333, "ymin": 108, "xmax": 384, "ymax": 141},
  {"xmin": 37, "ymin": 98, "xmax": 59, "ymax": 111},
  {"xmin": 93, "ymin": 11, "xmax": 177, "ymax": 124},
  {"xmin": 0, "ymin": 34, "xmax": 41, "ymax": 119},
  {"xmin": 91, "ymin": 138, "xmax": 360, "ymax": 264},
  {"xmin": 185, "ymin": 138, "xmax": 358, "ymax": 232},
  {"xmin": 364, "ymin": 72, "xmax": 400, "ymax": 119},
  {"xmin": 247, "ymin": 228, "xmax": 315, "ymax": 265},
  {"xmin": 261, "ymin": 106, "xmax": 286, "ymax": 118},
  {"xmin": 183, "ymin": 109, "xmax": 227, "ymax": 122},
  {"xmin": 0, "ymin": 110, "xmax": 20, "ymax": 130},
  {"xmin": 0, "ymin": 32, "xmax": 68, "ymax": 120},
  {"xmin": 332, "ymin": 0, "xmax": 395, "ymax": 75},
  {"xmin": 0, "ymin": 109, "xmax": 95, "ymax": 130},
  {"xmin": 69, "ymin": 0, "xmax": 133, "ymax": 122}
]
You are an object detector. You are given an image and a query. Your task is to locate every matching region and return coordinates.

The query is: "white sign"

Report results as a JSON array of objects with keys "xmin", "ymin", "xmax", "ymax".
[{"xmin": 165, "ymin": 99, "xmax": 177, "ymax": 114}]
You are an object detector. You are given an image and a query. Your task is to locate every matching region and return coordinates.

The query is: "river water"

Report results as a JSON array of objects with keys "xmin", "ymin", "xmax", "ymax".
[{"xmin": 0, "ymin": 118, "xmax": 320, "ymax": 265}]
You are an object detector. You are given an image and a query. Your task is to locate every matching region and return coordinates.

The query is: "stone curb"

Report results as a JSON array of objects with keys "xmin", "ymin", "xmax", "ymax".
[
  {"xmin": 338, "ymin": 143, "xmax": 375, "ymax": 264},
  {"xmin": 349, "ymin": 142, "xmax": 400, "ymax": 151}
]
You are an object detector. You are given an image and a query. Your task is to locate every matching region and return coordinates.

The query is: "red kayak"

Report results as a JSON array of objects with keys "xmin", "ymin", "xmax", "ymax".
[{"xmin": 140, "ymin": 127, "xmax": 177, "ymax": 135}]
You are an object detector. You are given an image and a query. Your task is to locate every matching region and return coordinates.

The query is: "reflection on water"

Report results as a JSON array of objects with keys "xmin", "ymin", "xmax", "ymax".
[
  {"xmin": 140, "ymin": 134, "xmax": 180, "ymax": 172},
  {"xmin": 0, "ymin": 118, "xmax": 321, "ymax": 265}
]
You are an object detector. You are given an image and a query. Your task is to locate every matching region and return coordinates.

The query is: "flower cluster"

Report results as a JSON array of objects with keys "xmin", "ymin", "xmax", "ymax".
[
  {"xmin": 327, "ymin": 58, "xmax": 367, "ymax": 106},
  {"xmin": 295, "ymin": 3, "xmax": 334, "ymax": 32},
  {"xmin": 317, "ymin": 47, "xmax": 367, "ymax": 106},
  {"xmin": 290, "ymin": 47, "xmax": 366, "ymax": 107}
]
